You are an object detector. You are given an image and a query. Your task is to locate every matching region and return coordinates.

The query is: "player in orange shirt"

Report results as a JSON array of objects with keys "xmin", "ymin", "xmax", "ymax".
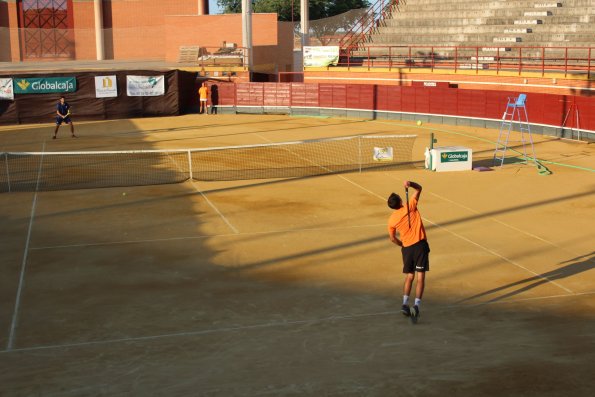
[
  {"xmin": 198, "ymin": 82, "xmax": 209, "ymax": 115},
  {"xmin": 387, "ymin": 180, "xmax": 430, "ymax": 322}
]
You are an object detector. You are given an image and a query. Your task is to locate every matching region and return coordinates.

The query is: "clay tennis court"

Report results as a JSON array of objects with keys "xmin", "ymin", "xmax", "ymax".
[{"xmin": 1, "ymin": 114, "xmax": 594, "ymax": 396}]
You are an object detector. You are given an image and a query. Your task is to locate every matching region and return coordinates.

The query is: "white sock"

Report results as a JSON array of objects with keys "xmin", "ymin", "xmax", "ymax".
[
  {"xmin": 403, "ymin": 295, "xmax": 409, "ymax": 305},
  {"xmin": 414, "ymin": 298, "xmax": 421, "ymax": 307}
]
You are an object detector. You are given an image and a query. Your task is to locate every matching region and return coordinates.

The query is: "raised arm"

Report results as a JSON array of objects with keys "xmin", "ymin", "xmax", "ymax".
[{"xmin": 404, "ymin": 180, "xmax": 422, "ymax": 202}]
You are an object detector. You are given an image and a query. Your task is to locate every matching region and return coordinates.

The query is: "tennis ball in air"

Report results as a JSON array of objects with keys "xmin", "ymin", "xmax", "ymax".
[
  {"xmin": 416, "ymin": 120, "xmax": 423, "ymax": 126},
  {"xmin": 122, "ymin": 192, "xmax": 127, "ymax": 196}
]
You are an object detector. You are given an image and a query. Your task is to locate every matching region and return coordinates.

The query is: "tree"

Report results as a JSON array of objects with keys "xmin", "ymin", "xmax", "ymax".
[
  {"xmin": 217, "ymin": 0, "xmax": 370, "ymax": 22},
  {"xmin": 217, "ymin": 0, "xmax": 371, "ymax": 45}
]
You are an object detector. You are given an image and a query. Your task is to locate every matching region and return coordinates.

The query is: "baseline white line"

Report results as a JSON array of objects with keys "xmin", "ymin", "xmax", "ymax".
[
  {"xmin": 30, "ymin": 223, "xmax": 385, "ymax": 251},
  {"xmin": 7, "ymin": 142, "xmax": 45, "ymax": 351},
  {"xmin": 1, "ymin": 291, "xmax": 592, "ymax": 355},
  {"xmin": 430, "ymin": 191, "xmax": 595, "ymax": 265},
  {"xmin": 0, "ymin": 310, "xmax": 404, "ymax": 354}
]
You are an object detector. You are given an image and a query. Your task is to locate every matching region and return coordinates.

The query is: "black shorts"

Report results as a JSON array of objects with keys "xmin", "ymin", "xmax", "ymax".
[
  {"xmin": 56, "ymin": 116, "xmax": 72, "ymax": 125},
  {"xmin": 401, "ymin": 239, "xmax": 430, "ymax": 273}
]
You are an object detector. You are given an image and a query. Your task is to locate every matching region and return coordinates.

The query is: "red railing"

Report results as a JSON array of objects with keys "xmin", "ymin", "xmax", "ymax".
[
  {"xmin": 338, "ymin": 0, "xmax": 400, "ymax": 49},
  {"xmin": 337, "ymin": 45, "xmax": 595, "ymax": 77}
]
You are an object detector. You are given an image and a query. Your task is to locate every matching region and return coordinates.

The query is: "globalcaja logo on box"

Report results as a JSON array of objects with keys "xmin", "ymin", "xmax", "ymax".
[
  {"xmin": 14, "ymin": 77, "xmax": 76, "ymax": 94},
  {"xmin": 441, "ymin": 151, "xmax": 469, "ymax": 162}
]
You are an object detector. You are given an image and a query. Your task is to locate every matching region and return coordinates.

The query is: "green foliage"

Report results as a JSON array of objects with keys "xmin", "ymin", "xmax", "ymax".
[{"xmin": 217, "ymin": 0, "xmax": 370, "ymax": 21}]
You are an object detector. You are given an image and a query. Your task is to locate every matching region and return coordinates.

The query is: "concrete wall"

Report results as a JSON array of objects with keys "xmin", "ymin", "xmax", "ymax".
[
  {"xmin": 0, "ymin": 0, "xmax": 21, "ymax": 62},
  {"xmin": 164, "ymin": 13, "xmax": 294, "ymax": 73},
  {"xmin": 1, "ymin": 1, "xmax": 294, "ymax": 72}
]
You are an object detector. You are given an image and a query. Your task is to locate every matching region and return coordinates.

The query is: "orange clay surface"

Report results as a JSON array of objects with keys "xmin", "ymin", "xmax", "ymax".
[{"xmin": 1, "ymin": 114, "xmax": 594, "ymax": 396}]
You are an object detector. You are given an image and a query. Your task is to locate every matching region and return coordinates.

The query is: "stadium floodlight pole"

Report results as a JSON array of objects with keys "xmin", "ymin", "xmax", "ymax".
[
  {"xmin": 242, "ymin": 0, "xmax": 254, "ymax": 71},
  {"xmin": 301, "ymin": 0, "xmax": 309, "ymax": 48},
  {"xmin": 93, "ymin": 0, "xmax": 105, "ymax": 60}
]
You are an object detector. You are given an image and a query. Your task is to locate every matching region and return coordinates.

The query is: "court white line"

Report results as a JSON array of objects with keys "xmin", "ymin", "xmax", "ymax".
[
  {"xmin": 380, "ymin": 173, "xmax": 574, "ymax": 294},
  {"xmin": 163, "ymin": 152, "xmax": 239, "ymax": 235},
  {"xmin": 254, "ymin": 133, "xmax": 572, "ymax": 293},
  {"xmin": 187, "ymin": 179, "xmax": 239, "ymax": 234},
  {"xmin": 424, "ymin": 216, "xmax": 574, "ymax": 294},
  {"xmin": 430, "ymin": 191, "xmax": 595, "ymax": 265},
  {"xmin": 460, "ymin": 291, "xmax": 595, "ymax": 307},
  {"xmin": 30, "ymin": 223, "xmax": 386, "ymax": 251},
  {"xmin": 1, "ymin": 290, "xmax": 592, "ymax": 355},
  {"xmin": 7, "ymin": 142, "xmax": 45, "ymax": 351}
]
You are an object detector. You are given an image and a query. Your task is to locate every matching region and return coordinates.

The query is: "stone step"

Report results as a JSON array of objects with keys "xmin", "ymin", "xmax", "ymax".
[
  {"xmin": 383, "ymin": 15, "xmax": 592, "ymax": 27},
  {"xmin": 385, "ymin": 8, "xmax": 594, "ymax": 20},
  {"xmin": 368, "ymin": 33, "xmax": 595, "ymax": 44},
  {"xmin": 395, "ymin": 0, "xmax": 591, "ymax": 6},
  {"xmin": 377, "ymin": 23, "xmax": 595, "ymax": 35}
]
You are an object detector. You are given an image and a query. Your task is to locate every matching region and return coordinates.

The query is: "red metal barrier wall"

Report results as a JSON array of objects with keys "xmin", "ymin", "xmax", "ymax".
[{"xmin": 216, "ymin": 82, "xmax": 594, "ymax": 131}]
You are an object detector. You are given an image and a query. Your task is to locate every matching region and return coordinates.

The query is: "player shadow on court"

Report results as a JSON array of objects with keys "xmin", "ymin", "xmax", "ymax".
[{"xmin": 456, "ymin": 251, "xmax": 595, "ymax": 304}]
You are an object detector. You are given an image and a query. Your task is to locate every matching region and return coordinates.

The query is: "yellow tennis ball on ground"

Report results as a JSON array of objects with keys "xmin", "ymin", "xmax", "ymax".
[{"xmin": 417, "ymin": 120, "xmax": 423, "ymax": 126}]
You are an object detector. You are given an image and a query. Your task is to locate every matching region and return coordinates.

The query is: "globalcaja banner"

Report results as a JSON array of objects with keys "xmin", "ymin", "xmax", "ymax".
[
  {"xmin": 95, "ymin": 75, "xmax": 118, "ymax": 98},
  {"xmin": 0, "ymin": 78, "xmax": 14, "ymax": 100},
  {"xmin": 13, "ymin": 77, "xmax": 76, "ymax": 94},
  {"xmin": 126, "ymin": 75, "xmax": 165, "ymax": 97},
  {"xmin": 303, "ymin": 46, "xmax": 340, "ymax": 67},
  {"xmin": 440, "ymin": 151, "xmax": 470, "ymax": 163}
]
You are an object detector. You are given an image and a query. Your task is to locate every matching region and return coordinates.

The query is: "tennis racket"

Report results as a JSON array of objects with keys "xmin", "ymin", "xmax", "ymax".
[{"xmin": 405, "ymin": 186, "xmax": 411, "ymax": 228}]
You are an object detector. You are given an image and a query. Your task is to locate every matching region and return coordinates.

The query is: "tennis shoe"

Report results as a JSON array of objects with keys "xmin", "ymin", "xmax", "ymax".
[
  {"xmin": 411, "ymin": 305, "xmax": 420, "ymax": 319},
  {"xmin": 401, "ymin": 305, "xmax": 411, "ymax": 317}
]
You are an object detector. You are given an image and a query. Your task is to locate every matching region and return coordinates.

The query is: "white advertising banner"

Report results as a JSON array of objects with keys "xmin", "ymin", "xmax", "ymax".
[
  {"xmin": 303, "ymin": 46, "xmax": 340, "ymax": 67},
  {"xmin": 126, "ymin": 75, "xmax": 165, "ymax": 97},
  {"xmin": 0, "ymin": 78, "xmax": 14, "ymax": 100},
  {"xmin": 94, "ymin": 75, "xmax": 118, "ymax": 98}
]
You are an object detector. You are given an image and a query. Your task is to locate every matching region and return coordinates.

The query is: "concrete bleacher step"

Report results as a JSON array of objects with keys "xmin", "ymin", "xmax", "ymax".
[{"xmin": 357, "ymin": 0, "xmax": 595, "ymax": 52}]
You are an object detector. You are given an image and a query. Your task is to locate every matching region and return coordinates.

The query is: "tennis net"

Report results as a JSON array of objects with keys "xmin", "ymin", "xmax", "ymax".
[{"xmin": 0, "ymin": 134, "xmax": 416, "ymax": 192}]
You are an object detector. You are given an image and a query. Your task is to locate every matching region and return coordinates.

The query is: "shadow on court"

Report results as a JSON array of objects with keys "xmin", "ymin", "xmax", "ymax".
[{"xmin": 457, "ymin": 252, "xmax": 595, "ymax": 304}]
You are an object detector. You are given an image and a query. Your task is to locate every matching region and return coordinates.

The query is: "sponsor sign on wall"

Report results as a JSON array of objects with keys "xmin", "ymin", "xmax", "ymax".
[
  {"xmin": 303, "ymin": 46, "xmax": 340, "ymax": 67},
  {"xmin": 0, "ymin": 78, "xmax": 14, "ymax": 100},
  {"xmin": 95, "ymin": 75, "xmax": 118, "ymax": 98},
  {"xmin": 13, "ymin": 77, "xmax": 76, "ymax": 94},
  {"xmin": 126, "ymin": 75, "xmax": 165, "ymax": 96}
]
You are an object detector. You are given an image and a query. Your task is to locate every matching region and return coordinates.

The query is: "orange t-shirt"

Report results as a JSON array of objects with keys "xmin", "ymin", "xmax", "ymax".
[
  {"xmin": 198, "ymin": 86, "xmax": 208, "ymax": 99},
  {"xmin": 387, "ymin": 197, "xmax": 426, "ymax": 247}
]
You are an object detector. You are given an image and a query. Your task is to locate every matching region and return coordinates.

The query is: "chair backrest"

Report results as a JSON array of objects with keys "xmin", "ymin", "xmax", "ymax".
[{"xmin": 515, "ymin": 94, "xmax": 527, "ymax": 106}]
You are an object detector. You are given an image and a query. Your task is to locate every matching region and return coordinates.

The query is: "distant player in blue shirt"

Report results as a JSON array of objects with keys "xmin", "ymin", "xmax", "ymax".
[{"xmin": 53, "ymin": 96, "xmax": 77, "ymax": 139}]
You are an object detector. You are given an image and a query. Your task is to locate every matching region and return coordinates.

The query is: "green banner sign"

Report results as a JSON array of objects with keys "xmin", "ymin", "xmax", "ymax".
[
  {"xmin": 13, "ymin": 77, "xmax": 76, "ymax": 94},
  {"xmin": 440, "ymin": 151, "xmax": 469, "ymax": 163}
]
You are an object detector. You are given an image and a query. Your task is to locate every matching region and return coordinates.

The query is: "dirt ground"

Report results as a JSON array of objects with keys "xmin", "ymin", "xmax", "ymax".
[{"xmin": 1, "ymin": 114, "xmax": 594, "ymax": 396}]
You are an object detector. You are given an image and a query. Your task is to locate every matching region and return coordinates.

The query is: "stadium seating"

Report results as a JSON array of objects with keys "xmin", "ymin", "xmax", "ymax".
[{"xmin": 354, "ymin": 0, "xmax": 594, "ymax": 60}]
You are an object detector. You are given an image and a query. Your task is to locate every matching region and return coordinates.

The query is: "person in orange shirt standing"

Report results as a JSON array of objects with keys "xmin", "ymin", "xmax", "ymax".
[
  {"xmin": 387, "ymin": 180, "xmax": 430, "ymax": 322},
  {"xmin": 198, "ymin": 82, "xmax": 209, "ymax": 115}
]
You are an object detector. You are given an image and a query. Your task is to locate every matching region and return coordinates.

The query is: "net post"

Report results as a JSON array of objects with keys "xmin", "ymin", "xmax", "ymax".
[
  {"xmin": 4, "ymin": 153, "xmax": 10, "ymax": 193},
  {"xmin": 187, "ymin": 150, "xmax": 193, "ymax": 180}
]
